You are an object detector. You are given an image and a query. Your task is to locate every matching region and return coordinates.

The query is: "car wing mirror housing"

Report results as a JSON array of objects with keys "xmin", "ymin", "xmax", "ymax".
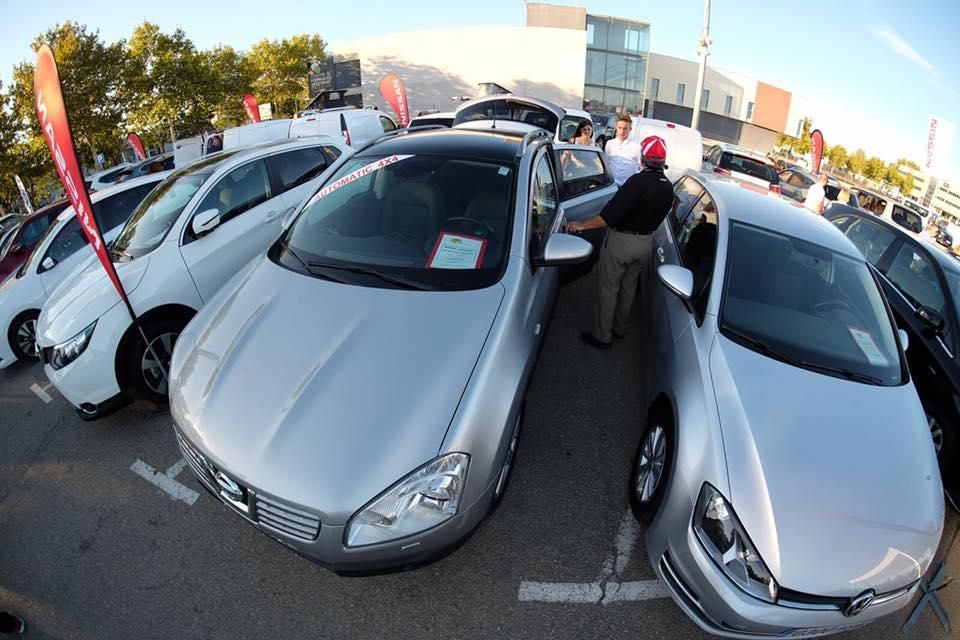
[
  {"xmin": 41, "ymin": 256, "xmax": 56, "ymax": 272},
  {"xmin": 898, "ymin": 328, "xmax": 909, "ymax": 352},
  {"xmin": 534, "ymin": 233, "xmax": 593, "ymax": 267},
  {"xmin": 916, "ymin": 305, "xmax": 945, "ymax": 337},
  {"xmin": 191, "ymin": 208, "xmax": 221, "ymax": 237},
  {"xmin": 657, "ymin": 264, "xmax": 695, "ymax": 311}
]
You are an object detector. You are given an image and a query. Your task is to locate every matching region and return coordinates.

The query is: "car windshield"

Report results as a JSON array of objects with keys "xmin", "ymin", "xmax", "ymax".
[
  {"xmin": 275, "ymin": 153, "xmax": 516, "ymax": 290},
  {"xmin": 720, "ymin": 153, "xmax": 777, "ymax": 183},
  {"xmin": 721, "ymin": 222, "xmax": 902, "ymax": 385},
  {"xmin": 112, "ymin": 174, "xmax": 205, "ymax": 259}
]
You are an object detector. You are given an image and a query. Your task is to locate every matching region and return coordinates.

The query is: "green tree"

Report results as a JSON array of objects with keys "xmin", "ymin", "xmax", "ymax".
[
  {"xmin": 896, "ymin": 157, "xmax": 921, "ymax": 171},
  {"xmin": 246, "ymin": 34, "xmax": 326, "ymax": 117},
  {"xmin": 10, "ymin": 22, "xmax": 128, "ymax": 168},
  {"xmin": 826, "ymin": 144, "xmax": 848, "ymax": 170},
  {"xmin": 123, "ymin": 22, "xmax": 217, "ymax": 144},
  {"xmin": 847, "ymin": 149, "xmax": 868, "ymax": 176},
  {"xmin": 865, "ymin": 156, "xmax": 886, "ymax": 181},
  {"xmin": 205, "ymin": 45, "xmax": 255, "ymax": 129},
  {"xmin": 794, "ymin": 117, "xmax": 813, "ymax": 155}
]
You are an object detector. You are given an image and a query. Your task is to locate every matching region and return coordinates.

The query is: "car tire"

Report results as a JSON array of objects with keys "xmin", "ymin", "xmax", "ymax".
[
  {"xmin": 489, "ymin": 407, "xmax": 523, "ymax": 514},
  {"xmin": 629, "ymin": 409, "xmax": 673, "ymax": 525},
  {"xmin": 925, "ymin": 402, "xmax": 958, "ymax": 488},
  {"xmin": 122, "ymin": 317, "xmax": 185, "ymax": 405},
  {"xmin": 8, "ymin": 310, "xmax": 40, "ymax": 362}
]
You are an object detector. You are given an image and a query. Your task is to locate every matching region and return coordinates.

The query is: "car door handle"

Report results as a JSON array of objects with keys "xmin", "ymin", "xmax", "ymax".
[
  {"xmin": 656, "ymin": 246, "xmax": 665, "ymax": 263},
  {"xmin": 264, "ymin": 207, "xmax": 290, "ymax": 224}
]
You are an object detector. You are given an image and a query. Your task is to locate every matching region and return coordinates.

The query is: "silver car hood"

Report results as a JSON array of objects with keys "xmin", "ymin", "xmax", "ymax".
[
  {"xmin": 171, "ymin": 258, "xmax": 505, "ymax": 525},
  {"xmin": 38, "ymin": 255, "xmax": 149, "ymax": 344},
  {"xmin": 709, "ymin": 334, "xmax": 943, "ymax": 597}
]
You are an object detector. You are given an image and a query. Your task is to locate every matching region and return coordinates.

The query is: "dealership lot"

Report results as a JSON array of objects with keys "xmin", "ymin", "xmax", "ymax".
[{"xmin": 1, "ymin": 271, "xmax": 957, "ymax": 640}]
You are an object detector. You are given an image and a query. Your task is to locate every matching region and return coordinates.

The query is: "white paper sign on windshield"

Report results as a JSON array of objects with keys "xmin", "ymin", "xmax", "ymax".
[
  {"xmin": 427, "ymin": 232, "xmax": 487, "ymax": 270},
  {"xmin": 847, "ymin": 326, "xmax": 889, "ymax": 367},
  {"xmin": 306, "ymin": 154, "xmax": 413, "ymax": 206}
]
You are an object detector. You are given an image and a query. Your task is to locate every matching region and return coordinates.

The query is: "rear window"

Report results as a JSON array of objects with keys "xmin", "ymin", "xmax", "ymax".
[
  {"xmin": 453, "ymin": 99, "xmax": 559, "ymax": 134},
  {"xmin": 720, "ymin": 153, "xmax": 777, "ymax": 184},
  {"xmin": 890, "ymin": 205, "xmax": 923, "ymax": 234}
]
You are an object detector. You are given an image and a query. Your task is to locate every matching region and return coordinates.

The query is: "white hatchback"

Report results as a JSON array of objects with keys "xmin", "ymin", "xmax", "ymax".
[
  {"xmin": 35, "ymin": 137, "xmax": 352, "ymax": 419},
  {"xmin": 0, "ymin": 173, "xmax": 167, "ymax": 369}
]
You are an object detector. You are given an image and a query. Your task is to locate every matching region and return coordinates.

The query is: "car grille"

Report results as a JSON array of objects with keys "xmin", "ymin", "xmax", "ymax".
[
  {"xmin": 777, "ymin": 622, "xmax": 870, "ymax": 638},
  {"xmin": 174, "ymin": 429, "xmax": 321, "ymax": 541}
]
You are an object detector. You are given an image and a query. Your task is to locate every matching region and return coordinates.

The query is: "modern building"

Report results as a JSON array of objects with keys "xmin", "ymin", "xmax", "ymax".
[
  {"xmin": 898, "ymin": 164, "xmax": 933, "ymax": 204},
  {"xmin": 931, "ymin": 178, "xmax": 960, "ymax": 222}
]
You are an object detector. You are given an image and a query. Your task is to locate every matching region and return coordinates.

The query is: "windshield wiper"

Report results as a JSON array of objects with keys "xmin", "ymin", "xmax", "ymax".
[
  {"xmin": 306, "ymin": 261, "xmax": 435, "ymax": 291},
  {"xmin": 722, "ymin": 325, "xmax": 799, "ymax": 365},
  {"xmin": 796, "ymin": 361, "xmax": 885, "ymax": 385}
]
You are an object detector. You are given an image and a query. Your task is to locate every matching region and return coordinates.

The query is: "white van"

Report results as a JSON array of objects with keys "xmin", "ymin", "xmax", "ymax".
[
  {"xmin": 290, "ymin": 108, "xmax": 398, "ymax": 149},
  {"xmin": 222, "ymin": 119, "xmax": 293, "ymax": 151},
  {"xmin": 628, "ymin": 118, "xmax": 703, "ymax": 182}
]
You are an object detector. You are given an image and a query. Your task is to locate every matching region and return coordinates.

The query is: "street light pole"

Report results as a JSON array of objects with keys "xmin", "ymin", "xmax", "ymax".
[{"xmin": 690, "ymin": 0, "xmax": 712, "ymax": 131}]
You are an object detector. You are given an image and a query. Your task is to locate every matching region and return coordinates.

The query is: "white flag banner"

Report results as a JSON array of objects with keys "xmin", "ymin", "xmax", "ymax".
[{"xmin": 14, "ymin": 175, "xmax": 33, "ymax": 214}]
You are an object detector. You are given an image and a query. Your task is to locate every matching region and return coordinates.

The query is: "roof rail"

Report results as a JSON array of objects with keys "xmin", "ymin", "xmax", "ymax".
[
  {"xmin": 516, "ymin": 129, "xmax": 552, "ymax": 157},
  {"xmin": 356, "ymin": 124, "xmax": 450, "ymax": 153}
]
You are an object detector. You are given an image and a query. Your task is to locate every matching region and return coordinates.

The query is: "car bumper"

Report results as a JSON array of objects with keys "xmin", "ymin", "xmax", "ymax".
[
  {"xmin": 39, "ymin": 303, "xmax": 128, "ymax": 409},
  {"xmin": 175, "ymin": 429, "xmax": 492, "ymax": 574},
  {"xmin": 646, "ymin": 487, "xmax": 916, "ymax": 639}
]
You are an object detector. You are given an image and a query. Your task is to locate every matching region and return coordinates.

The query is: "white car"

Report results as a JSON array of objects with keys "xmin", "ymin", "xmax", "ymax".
[
  {"xmin": 702, "ymin": 143, "xmax": 781, "ymax": 196},
  {"xmin": 35, "ymin": 137, "xmax": 353, "ymax": 419},
  {"xmin": 87, "ymin": 163, "xmax": 134, "ymax": 192},
  {"xmin": 290, "ymin": 107, "xmax": 398, "ymax": 148},
  {"xmin": 452, "ymin": 95, "xmax": 591, "ymax": 143},
  {"xmin": 0, "ymin": 174, "xmax": 167, "ymax": 369},
  {"xmin": 628, "ymin": 118, "xmax": 703, "ymax": 183}
]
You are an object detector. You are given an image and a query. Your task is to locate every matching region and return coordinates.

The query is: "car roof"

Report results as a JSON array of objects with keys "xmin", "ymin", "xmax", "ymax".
[
  {"xmin": 410, "ymin": 111, "xmax": 455, "ymax": 120},
  {"xmin": 715, "ymin": 143, "xmax": 773, "ymax": 164},
  {"xmin": 693, "ymin": 172, "xmax": 862, "ymax": 258},
  {"xmin": 826, "ymin": 203, "xmax": 960, "ymax": 273},
  {"xmin": 358, "ymin": 128, "xmax": 523, "ymax": 163},
  {"xmin": 453, "ymin": 94, "xmax": 565, "ymax": 118}
]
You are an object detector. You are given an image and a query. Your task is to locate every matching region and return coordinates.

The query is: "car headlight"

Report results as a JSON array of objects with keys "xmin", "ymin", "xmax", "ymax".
[
  {"xmin": 50, "ymin": 321, "xmax": 97, "ymax": 371},
  {"xmin": 693, "ymin": 483, "xmax": 779, "ymax": 603},
  {"xmin": 345, "ymin": 453, "xmax": 469, "ymax": 548}
]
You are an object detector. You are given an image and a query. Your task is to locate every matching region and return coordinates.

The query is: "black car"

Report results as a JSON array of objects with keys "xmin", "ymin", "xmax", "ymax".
[
  {"xmin": 936, "ymin": 223, "xmax": 954, "ymax": 249},
  {"xmin": 826, "ymin": 204, "xmax": 958, "ymax": 490}
]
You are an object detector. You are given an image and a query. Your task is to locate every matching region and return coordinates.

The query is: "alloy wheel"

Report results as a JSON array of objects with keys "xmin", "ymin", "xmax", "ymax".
[
  {"xmin": 635, "ymin": 425, "xmax": 666, "ymax": 504},
  {"xmin": 928, "ymin": 413, "xmax": 944, "ymax": 455},
  {"xmin": 494, "ymin": 413, "xmax": 522, "ymax": 499},
  {"xmin": 16, "ymin": 318, "xmax": 38, "ymax": 359},
  {"xmin": 141, "ymin": 331, "xmax": 178, "ymax": 396}
]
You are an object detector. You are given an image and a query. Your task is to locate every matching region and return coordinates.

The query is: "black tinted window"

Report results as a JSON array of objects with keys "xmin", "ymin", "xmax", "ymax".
[
  {"xmin": 674, "ymin": 194, "xmax": 718, "ymax": 318},
  {"xmin": 196, "ymin": 160, "xmax": 271, "ymax": 225},
  {"xmin": 671, "ymin": 178, "xmax": 704, "ymax": 229},
  {"xmin": 270, "ymin": 147, "xmax": 330, "ymax": 192},
  {"xmin": 560, "ymin": 149, "xmax": 609, "ymax": 196},
  {"xmin": 94, "ymin": 183, "xmax": 157, "ymax": 232},
  {"xmin": 843, "ymin": 219, "xmax": 896, "ymax": 266},
  {"xmin": 720, "ymin": 153, "xmax": 777, "ymax": 183},
  {"xmin": 42, "ymin": 217, "xmax": 88, "ymax": 268},
  {"xmin": 19, "ymin": 215, "xmax": 53, "ymax": 247},
  {"xmin": 890, "ymin": 205, "xmax": 923, "ymax": 234},
  {"xmin": 454, "ymin": 99, "xmax": 559, "ymax": 133}
]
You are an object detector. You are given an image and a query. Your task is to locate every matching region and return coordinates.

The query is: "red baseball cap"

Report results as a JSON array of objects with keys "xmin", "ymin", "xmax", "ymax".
[{"xmin": 640, "ymin": 135, "xmax": 667, "ymax": 165}]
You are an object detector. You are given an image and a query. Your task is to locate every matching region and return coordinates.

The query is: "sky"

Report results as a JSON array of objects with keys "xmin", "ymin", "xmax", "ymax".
[{"xmin": 1, "ymin": 0, "xmax": 958, "ymax": 178}]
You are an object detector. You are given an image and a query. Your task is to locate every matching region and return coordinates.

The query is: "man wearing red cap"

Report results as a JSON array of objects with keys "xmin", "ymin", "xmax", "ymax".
[{"xmin": 566, "ymin": 135, "xmax": 674, "ymax": 349}]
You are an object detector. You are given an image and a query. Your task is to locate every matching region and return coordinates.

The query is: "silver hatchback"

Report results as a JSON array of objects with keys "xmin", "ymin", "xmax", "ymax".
[{"xmin": 632, "ymin": 172, "xmax": 945, "ymax": 638}]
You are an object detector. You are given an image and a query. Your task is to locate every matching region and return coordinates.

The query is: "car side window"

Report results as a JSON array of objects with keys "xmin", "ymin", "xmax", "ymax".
[
  {"xmin": 674, "ymin": 193, "xmax": 718, "ymax": 318},
  {"xmin": 843, "ymin": 219, "xmax": 896, "ymax": 266},
  {"xmin": 19, "ymin": 216, "xmax": 53, "ymax": 247},
  {"xmin": 530, "ymin": 153, "xmax": 558, "ymax": 258},
  {"xmin": 196, "ymin": 160, "xmax": 271, "ymax": 226},
  {"xmin": 93, "ymin": 183, "xmax": 156, "ymax": 232},
  {"xmin": 379, "ymin": 116, "xmax": 397, "ymax": 133},
  {"xmin": 670, "ymin": 178, "xmax": 704, "ymax": 230},
  {"xmin": 269, "ymin": 147, "xmax": 330, "ymax": 193},
  {"xmin": 885, "ymin": 244, "xmax": 945, "ymax": 315},
  {"xmin": 40, "ymin": 217, "xmax": 88, "ymax": 271},
  {"xmin": 560, "ymin": 148, "xmax": 610, "ymax": 197}
]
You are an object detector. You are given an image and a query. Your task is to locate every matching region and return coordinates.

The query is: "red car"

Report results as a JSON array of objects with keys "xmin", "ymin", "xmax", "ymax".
[{"xmin": 0, "ymin": 200, "xmax": 70, "ymax": 283}]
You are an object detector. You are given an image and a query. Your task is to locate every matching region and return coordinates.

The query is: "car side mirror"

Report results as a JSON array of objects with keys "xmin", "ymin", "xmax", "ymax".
[
  {"xmin": 657, "ymin": 264, "xmax": 694, "ymax": 306},
  {"xmin": 534, "ymin": 233, "xmax": 593, "ymax": 267},
  {"xmin": 916, "ymin": 305, "xmax": 945, "ymax": 336},
  {"xmin": 898, "ymin": 328, "xmax": 909, "ymax": 352},
  {"xmin": 191, "ymin": 208, "xmax": 221, "ymax": 237},
  {"xmin": 41, "ymin": 256, "xmax": 56, "ymax": 271}
]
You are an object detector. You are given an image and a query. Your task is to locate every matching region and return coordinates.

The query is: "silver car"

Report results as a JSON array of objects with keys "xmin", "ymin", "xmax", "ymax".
[
  {"xmin": 170, "ymin": 128, "xmax": 615, "ymax": 572},
  {"xmin": 631, "ymin": 172, "xmax": 945, "ymax": 638}
]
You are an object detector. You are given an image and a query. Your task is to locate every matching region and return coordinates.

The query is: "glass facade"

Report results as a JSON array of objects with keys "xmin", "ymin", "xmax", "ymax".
[{"xmin": 584, "ymin": 14, "xmax": 650, "ymax": 115}]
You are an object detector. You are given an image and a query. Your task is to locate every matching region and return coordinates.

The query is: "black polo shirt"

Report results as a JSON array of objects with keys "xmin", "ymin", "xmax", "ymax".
[{"xmin": 599, "ymin": 168, "xmax": 674, "ymax": 234}]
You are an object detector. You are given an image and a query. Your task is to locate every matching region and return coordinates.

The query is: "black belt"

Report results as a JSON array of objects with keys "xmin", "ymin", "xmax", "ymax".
[{"xmin": 611, "ymin": 227, "xmax": 647, "ymax": 235}]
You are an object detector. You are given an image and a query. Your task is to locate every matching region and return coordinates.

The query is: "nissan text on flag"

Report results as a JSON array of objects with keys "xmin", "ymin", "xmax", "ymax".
[{"xmin": 35, "ymin": 137, "xmax": 353, "ymax": 420}]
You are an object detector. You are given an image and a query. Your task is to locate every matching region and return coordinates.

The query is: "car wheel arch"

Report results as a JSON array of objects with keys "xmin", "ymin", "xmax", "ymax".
[
  {"xmin": 7, "ymin": 308, "xmax": 41, "ymax": 359},
  {"xmin": 114, "ymin": 303, "xmax": 197, "ymax": 391}
]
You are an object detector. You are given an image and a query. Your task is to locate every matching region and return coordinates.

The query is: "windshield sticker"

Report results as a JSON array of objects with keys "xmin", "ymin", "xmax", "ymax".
[
  {"xmin": 498, "ymin": 167, "xmax": 510, "ymax": 176},
  {"xmin": 847, "ymin": 326, "xmax": 889, "ymax": 367},
  {"xmin": 427, "ymin": 232, "xmax": 487, "ymax": 270},
  {"xmin": 306, "ymin": 154, "xmax": 413, "ymax": 206}
]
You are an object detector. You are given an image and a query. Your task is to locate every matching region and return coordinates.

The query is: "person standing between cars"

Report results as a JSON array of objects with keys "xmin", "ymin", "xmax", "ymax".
[
  {"xmin": 604, "ymin": 116, "xmax": 642, "ymax": 186},
  {"xmin": 569, "ymin": 119, "xmax": 594, "ymax": 145},
  {"xmin": 804, "ymin": 173, "xmax": 828, "ymax": 214},
  {"xmin": 566, "ymin": 136, "xmax": 674, "ymax": 348}
]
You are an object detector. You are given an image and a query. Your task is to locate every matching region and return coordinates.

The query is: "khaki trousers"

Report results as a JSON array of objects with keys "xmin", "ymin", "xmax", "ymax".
[{"xmin": 592, "ymin": 229, "xmax": 651, "ymax": 342}]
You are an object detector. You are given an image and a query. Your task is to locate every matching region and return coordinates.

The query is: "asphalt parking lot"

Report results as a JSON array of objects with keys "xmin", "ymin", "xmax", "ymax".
[{"xmin": 1, "ymin": 269, "xmax": 958, "ymax": 640}]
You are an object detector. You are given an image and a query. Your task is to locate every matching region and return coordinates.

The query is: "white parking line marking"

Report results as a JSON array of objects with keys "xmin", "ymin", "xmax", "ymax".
[
  {"xmin": 130, "ymin": 458, "xmax": 199, "ymax": 505},
  {"xmin": 517, "ymin": 580, "xmax": 668, "ymax": 604},
  {"xmin": 165, "ymin": 458, "xmax": 188, "ymax": 478},
  {"xmin": 613, "ymin": 509, "xmax": 640, "ymax": 575},
  {"xmin": 29, "ymin": 383, "xmax": 53, "ymax": 404}
]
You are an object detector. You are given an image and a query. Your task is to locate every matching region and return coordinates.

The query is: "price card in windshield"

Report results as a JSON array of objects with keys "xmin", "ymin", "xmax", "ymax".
[
  {"xmin": 306, "ymin": 154, "xmax": 412, "ymax": 206},
  {"xmin": 848, "ymin": 325, "xmax": 890, "ymax": 367},
  {"xmin": 427, "ymin": 232, "xmax": 487, "ymax": 269}
]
